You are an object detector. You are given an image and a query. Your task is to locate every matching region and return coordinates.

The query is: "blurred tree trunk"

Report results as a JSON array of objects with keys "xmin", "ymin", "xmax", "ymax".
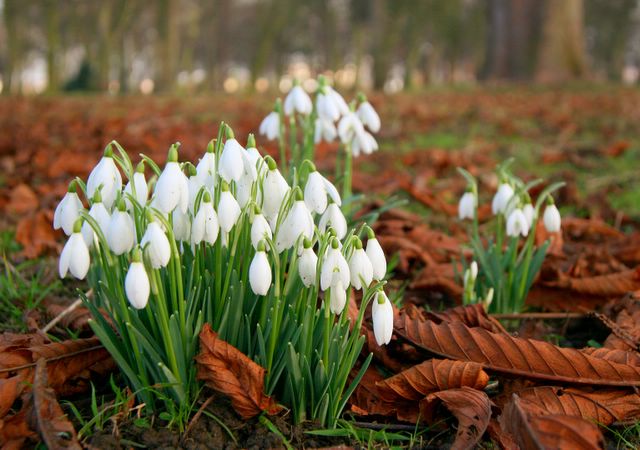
[
  {"xmin": 44, "ymin": 0, "xmax": 60, "ymax": 92},
  {"xmin": 536, "ymin": 0, "xmax": 588, "ymax": 82},
  {"xmin": 3, "ymin": 0, "xmax": 20, "ymax": 94},
  {"xmin": 371, "ymin": 0, "xmax": 403, "ymax": 90},
  {"xmin": 156, "ymin": 0, "xmax": 179, "ymax": 92},
  {"xmin": 480, "ymin": 0, "xmax": 542, "ymax": 79}
]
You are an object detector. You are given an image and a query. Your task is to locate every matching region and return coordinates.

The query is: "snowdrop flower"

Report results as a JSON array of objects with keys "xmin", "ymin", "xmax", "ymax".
[
  {"xmin": 259, "ymin": 106, "xmax": 280, "ymax": 141},
  {"xmin": 81, "ymin": 191, "xmax": 111, "ymax": 247},
  {"xmin": 304, "ymin": 167, "xmax": 341, "ymax": 214},
  {"xmin": 314, "ymin": 118, "xmax": 338, "ymax": 144},
  {"xmin": 218, "ymin": 184, "xmax": 241, "ymax": 233},
  {"xmin": 153, "ymin": 145, "xmax": 188, "ymax": 214},
  {"xmin": 351, "ymin": 130, "xmax": 378, "ymax": 157},
  {"xmin": 172, "ymin": 208, "xmax": 191, "ymax": 242},
  {"xmin": 330, "ymin": 278, "xmax": 347, "ymax": 315},
  {"xmin": 316, "ymin": 88, "xmax": 341, "ymax": 122},
  {"xmin": 125, "ymin": 248, "xmax": 150, "ymax": 309},
  {"xmin": 543, "ymin": 203, "xmax": 561, "ymax": 233},
  {"xmin": 458, "ymin": 191, "xmax": 476, "ymax": 221},
  {"xmin": 249, "ymin": 242, "xmax": 271, "ymax": 295},
  {"xmin": 87, "ymin": 146, "xmax": 122, "ymax": 209},
  {"xmin": 124, "ymin": 162, "xmax": 148, "ymax": 209},
  {"xmin": 464, "ymin": 261, "xmax": 478, "ymax": 291},
  {"xmin": 59, "ymin": 219, "xmax": 90, "ymax": 280},
  {"xmin": 196, "ymin": 142, "xmax": 216, "ymax": 189},
  {"xmin": 506, "ymin": 208, "xmax": 529, "ymax": 237},
  {"xmin": 298, "ymin": 239, "xmax": 318, "ymax": 287},
  {"xmin": 283, "ymin": 82, "xmax": 312, "ymax": 115},
  {"xmin": 326, "ymin": 85, "xmax": 350, "ymax": 116},
  {"xmin": 187, "ymin": 164, "xmax": 206, "ymax": 214},
  {"xmin": 470, "ymin": 261, "xmax": 478, "ymax": 280},
  {"xmin": 251, "ymin": 210, "xmax": 272, "ymax": 250},
  {"xmin": 54, "ymin": 181, "xmax": 84, "ymax": 236},
  {"xmin": 372, "ymin": 290, "xmax": 393, "ymax": 346},
  {"xmin": 218, "ymin": 132, "xmax": 245, "ymax": 183},
  {"xmin": 262, "ymin": 157, "xmax": 290, "ymax": 229},
  {"xmin": 348, "ymin": 238, "xmax": 373, "ymax": 290},
  {"xmin": 491, "ymin": 183, "xmax": 514, "ymax": 215},
  {"xmin": 356, "ymin": 95, "xmax": 381, "ymax": 133},
  {"xmin": 320, "ymin": 238, "xmax": 350, "ymax": 291},
  {"xmin": 523, "ymin": 203, "xmax": 535, "ymax": 228},
  {"xmin": 275, "ymin": 190, "xmax": 314, "ymax": 253},
  {"xmin": 338, "ymin": 112, "xmax": 365, "ymax": 144},
  {"xmin": 107, "ymin": 200, "xmax": 135, "ymax": 255},
  {"xmin": 236, "ymin": 135, "xmax": 260, "ymax": 208},
  {"xmin": 365, "ymin": 229, "xmax": 387, "ymax": 281},
  {"xmin": 140, "ymin": 218, "xmax": 171, "ymax": 269},
  {"xmin": 318, "ymin": 203, "xmax": 347, "ymax": 240},
  {"xmin": 191, "ymin": 191, "xmax": 219, "ymax": 245}
]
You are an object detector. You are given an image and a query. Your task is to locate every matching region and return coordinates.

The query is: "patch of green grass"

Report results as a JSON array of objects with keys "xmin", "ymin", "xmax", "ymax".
[
  {"xmin": 413, "ymin": 131, "xmax": 466, "ymax": 150},
  {"xmin": 307, "ymin": 418, "xmax": 432, "ymax": 448},
  {"xmin": 604, "ymin": 421, "xmax": 640, "ymax": 449}
]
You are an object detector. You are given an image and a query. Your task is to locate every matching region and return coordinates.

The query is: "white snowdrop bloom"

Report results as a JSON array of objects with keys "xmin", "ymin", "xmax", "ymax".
[
  {"xmin": 506, "ymin": 208, "xmax": 529, "ymax": 237},
  {"xmin": 366, "ymin": 236, "xmax": 387, "ymax": 281},
  {"xmin": 372, "ymin": 291, "xmax": 393, "ymax": 346},
  {"xmin": 491, "ymin": 183, "xmax": 514, "ymax": 215},
  {"xmin": 330, "ymin": 278, "xmax": 347, "ymax": 315},
  {"xmin": 314, "ymin": 118, "xmax": 338, "ymax": 144},
  {"xmin": 251, "ymin": 213, "xmax": 272, "ymax": 250},
  {"xmin": 249, "ymin": 246, "xmax": 272, "ymax": 296},
  {"xmin": 298, "ymin": 244, "xmax": 318, "ymax": 287},
  {"xmin": 284, "ymin": 84, "xmax": 312, "ymax": 115},
  {"xmin": 107, "ymin": 204, "xmax": 135, "ymax": 255},
  {"xmin": 304, "ymin": 170, "xmax": 342, "ymax": 214},
  {"xmin": 275, "ymin": 199, "xmax": 314, "ymax": 253},
  {"xmin": 262, "ymin": 161, "xmax": 290, "ymax": 229},
  {"xmin": 154, "ymin": 149, "xmax": 189, "ymax": 214},
  {"xmin": 259, "ymin": 111, "xmax": 280, "ymax": 141},
  {"xmin": 187, "ymin": 173, "xmax": 206, "ymax": 213},
  {"xmin": 191, "ymin": 194, "xmax": 219, "ymax": 245},
  {"xmin": 326, "ymin": 86, "xmax": 350, "ymax": 116},
  {"xmin": 458, "ymin": 191, "xmax": 476, "ymax": 221},
  {"xmin": 236, "ymin": 149, "xmax": 260, "ymax": 208},
  {"xmin": 59, "ymin": 223, "xmax": 90, "ymax": 280},
  {"xmin": 218, "ymin": 188, "xmax": 241, "ymax": 233},
  {"xmin": 470, "ymin": 261, "xmax": 478, "ymax": 280},
  {"xmin": 140, "ymin": 221, "xmax": 171, "ymax": 269},
  {"xmin": 218, "ymin": 137, "xmax": 245, "ymax": 183},
  {"xmin": 196, "ymin": 150, "xmax": 216, "ymax": 189},
  {"xmin": 349, "ymin": 243, "xmax": 374, "ymax": 290},
  {"xmin": 543, "ymin": 204, "xmax": 561, "ymax": 233},
  {"xmin": 316, "ymin": 91, "xmax": 341, "ymax": 122},
  {"xmin": 357, "ymin": 101, "xmax": 381, "ymax": 133},
  {"xmin": 246, "ymin": 146, "xmax": 266, "ymax": 178},
  {"xmin": 318, "ymin": 203, "xmax": 347, "ymax": 240},
  {"xmin": 86, "ymin": 150, "xmax": 122, "ymax": 209},
  {"xmin": 53, "ymin": 184, "xmax": 84, "ymax": 236},
  {"xmin": 523, "ymin": 203, "xmax": 535, "ymax": 228},
  {"xmin": 320, "ymin": 241, "xmax": 350, "ymax": 291},
  {"xmin": 81, "ymin": 199, "xmax": 111, "ymax": 247},
  {"xmin": 172, "ymin": 208, "xmax": 191, "ymax": 242},
  {"xmin": 338, "ymin": 112, "xmax": 365, "ymax": 144},
  {"xmin": 124, "ymin": 170, "xmax": 148, "ymax": 210},
  {"xmin": 351, "ymin": 129, "xmax": 378, "ymax": 157},
  {"xmin": 125, "ymin": 249, "xmax": 149, "ymax": 309}
]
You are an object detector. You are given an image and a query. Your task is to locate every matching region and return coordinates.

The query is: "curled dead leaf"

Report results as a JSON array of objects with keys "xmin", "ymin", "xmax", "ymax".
[{"xmin": 195, "ymin": 324, "xmax": 281, "ymax": 419}]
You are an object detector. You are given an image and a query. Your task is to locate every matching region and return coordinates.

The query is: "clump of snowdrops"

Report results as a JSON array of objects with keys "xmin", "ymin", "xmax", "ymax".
[
  {"xmin": 457, "ymin": 161, "xmax": 563, "ymax": 314},
  {"xmin": 259, "ymin": 75, "xmax": 380, "ymax": 207},
  {"xmin": 54, "ymin": 123, "xmax": 392, "ymax": 428}
]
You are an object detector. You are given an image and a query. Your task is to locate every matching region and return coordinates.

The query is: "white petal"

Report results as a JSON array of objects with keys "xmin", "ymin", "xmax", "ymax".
[
  {"xmin": 141, "ymin": 222, "xmax": 171, "ymax": 268},
  {"xmin": 125, "ymin": 262, "xmax": 150, "ymax": 309},
  {"xmin": 218, "ymin": 191, "xmax": 241, "ymax": 233},
  {"xmin": 543, "ymin": 205, "xmax": 561, "ymax": 232},
  {"xmin": 249, "ymin": 251, "xmax": 272, "ymax": 295},
  {"xmin": 107, "ymin": 210, "xmax": 135, "ymax": 255},
  {"xmin": 68, "ymin": 233, "xmax": 90, "ymax": 279},
  {"xmin": 372, "ymin": 293, "xmax": 393, "ymax": 345},
  {"xmin": 366, "ymin": 238, "xmax": 387, "ymax": 280},
  {"xmin": 318, "ymin": 204, "xmax": 347, "ymax": 240},
  {"xmin": 154, "ymin": 162, "xmax": 186, "ymax": 213},
  {"xmin": 330, "ymin": 280, "xmax": 347, "ymax": 314},
  {"xmin": 251, "ymin": 214, "xmax": 272, "ymax": 249},
  {"xmin": 298, "ymin": 247, "xmax": 318, "ymax": 287},
  {"xmin": 349, "ymin": 248, "xmax": 373, "ymax": 290},
  {"xmin": 357, "ymin": 101, "xmax": 381, "ymax": 133},
  {"xmin": 304, "ymin": 172, "xmax": 328, "ymax": 214}
]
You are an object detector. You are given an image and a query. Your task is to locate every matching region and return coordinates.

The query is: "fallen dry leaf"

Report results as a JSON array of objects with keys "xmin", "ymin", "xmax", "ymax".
[
  {"xmin": 14, "ymin": 210, "xmax": 60, "ymax": 258},
  {"xmin": 195, "ymin": 324, "xmax": 281, "ymax": 419},
  {"xmin": 376, "ymin": 359, "xmax": 489, "ymax": 402},
  {"xmin": 581, "ymin": 347, "xmax": 640, "ymax": 367},
  {"xmin": 545, "ymin": 268, "xmax": 640, "ymax": 297},
  {"xmin": 6, "ymin": 184, "xmax": 38, "ymax": 215},
  {"xmin": 500, "ymin": 393, "xmax": 604, "ymax": 450},
  {"xmin": 421, "ymin": 387, "xmax": 494, "ymax": 450},
  {"xmin": 28, "ymin": 359, "xmax": 81, "ymax": 449},
  {"xmin": 396, "ymin": 311, "xmax": 640, "ymax": 386},
  {"xmin": 424, "ymin": 303, "xmax": 507, "ymax": 334}
]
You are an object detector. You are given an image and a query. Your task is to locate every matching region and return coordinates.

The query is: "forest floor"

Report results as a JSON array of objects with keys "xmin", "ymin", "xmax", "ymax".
[{"xmin": 2, "ymin": 85, "xmax": 640, "ymax": 448}]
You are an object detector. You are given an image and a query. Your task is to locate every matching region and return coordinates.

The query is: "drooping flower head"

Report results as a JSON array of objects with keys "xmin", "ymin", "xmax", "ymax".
[
  {"xmin": 372, "ymin": 290, "xmax": 393, "ymax": 346},
  {"xmin": 153, "ymin": 144, "xmax": 189, "ymax": 214},
  {"xmin": 348, "ymin": 237, "xmax": 373, "ymax": 290},
  {"xmin": 54, "ymin": 180, "xmax": 84, "ymax": 236},
  {"xmin": 107, "ymin": 198, "xmax": 135, "ymax": 255},
  {"xmin": 284, "ymin": 80, "xmax": 312, "ymax": 116},
  {"xmin": 59, "ymin": 219, "xmax": 90, "ymax": 280},
  {"xmin": 249, "ymin": 240, "xmax": 272, "ymax": 296},
  {"xmin": 125, "ymin": 247, "xmax": 150, "ymax": 309},
  {"xmin": 87, "ymin": 145, "xmax": 122, "ymax": 209},
  {"xmin": 543, "ymin": 202, "xmax": 561, "ymax": 233},
  {"xmin": 124, "ymin": 162, "xmax": 149, "ymax": 210}
]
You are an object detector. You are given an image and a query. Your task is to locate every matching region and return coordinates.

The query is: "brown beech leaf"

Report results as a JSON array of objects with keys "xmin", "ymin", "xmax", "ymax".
[
  {"xmin": 0, "ymin": 409, "xmax": 37, "ymax": 449},
  {"xmin": 15, "ymin": 211, "xmax": 60, "ymax": 258},
  {"xmin": 28, "ymin": 359, "xmax": 82, "ymax": 450},
  {"xmin": 500, "ymin": 394, "xmax": 604, "ymax": 450},
  {"xmin": 581, "ymin": 347, "xmax": 640, "ymax": 367},
  {"xmin": 396, "ymin": 311, "xmax": 640, "ymax": 386},
  {"xmin": 376, "ymin": 359, "xmax": 489, "ymax": 402},
  {"xmin": 511, "ymin": 386, "xmax": 640, "ymax": 426},
  {"xmin": 424, "ymin": 303, "xmax": 507, "ymax": 334},
  {"xmin": 6, "ymin": 183, "xmax": 38, "ymax": 215},
  {"xmin": 545, "ymin": 268, "xmax": 640, "ymax": 297},
  {"xmin": 0, "ymin": 377, "xmax": 25, "ymax": 418},
  {"xmin": 421, "ymin": 387, "xmax": 493, "ymax": 450},
  {"xmin": 195, "ymin": 324, "xmax": 281, "ymax": 419}
]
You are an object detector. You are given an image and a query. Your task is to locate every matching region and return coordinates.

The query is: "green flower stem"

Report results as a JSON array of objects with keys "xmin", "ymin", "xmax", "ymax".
[
  {"xmin": 323, "ymin": 294, "xmax": 331, "ymax": 369},
  {"xmin": 278, "ymin": 110, "xmax": 287, "ymax": 173},
  {"xmin": 516, "ymin": 222, "xmax": 538, "ymax": 312},
  {"xmin": 343, "ymin": 144, "xmax": 353, "ymax": 211}
]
